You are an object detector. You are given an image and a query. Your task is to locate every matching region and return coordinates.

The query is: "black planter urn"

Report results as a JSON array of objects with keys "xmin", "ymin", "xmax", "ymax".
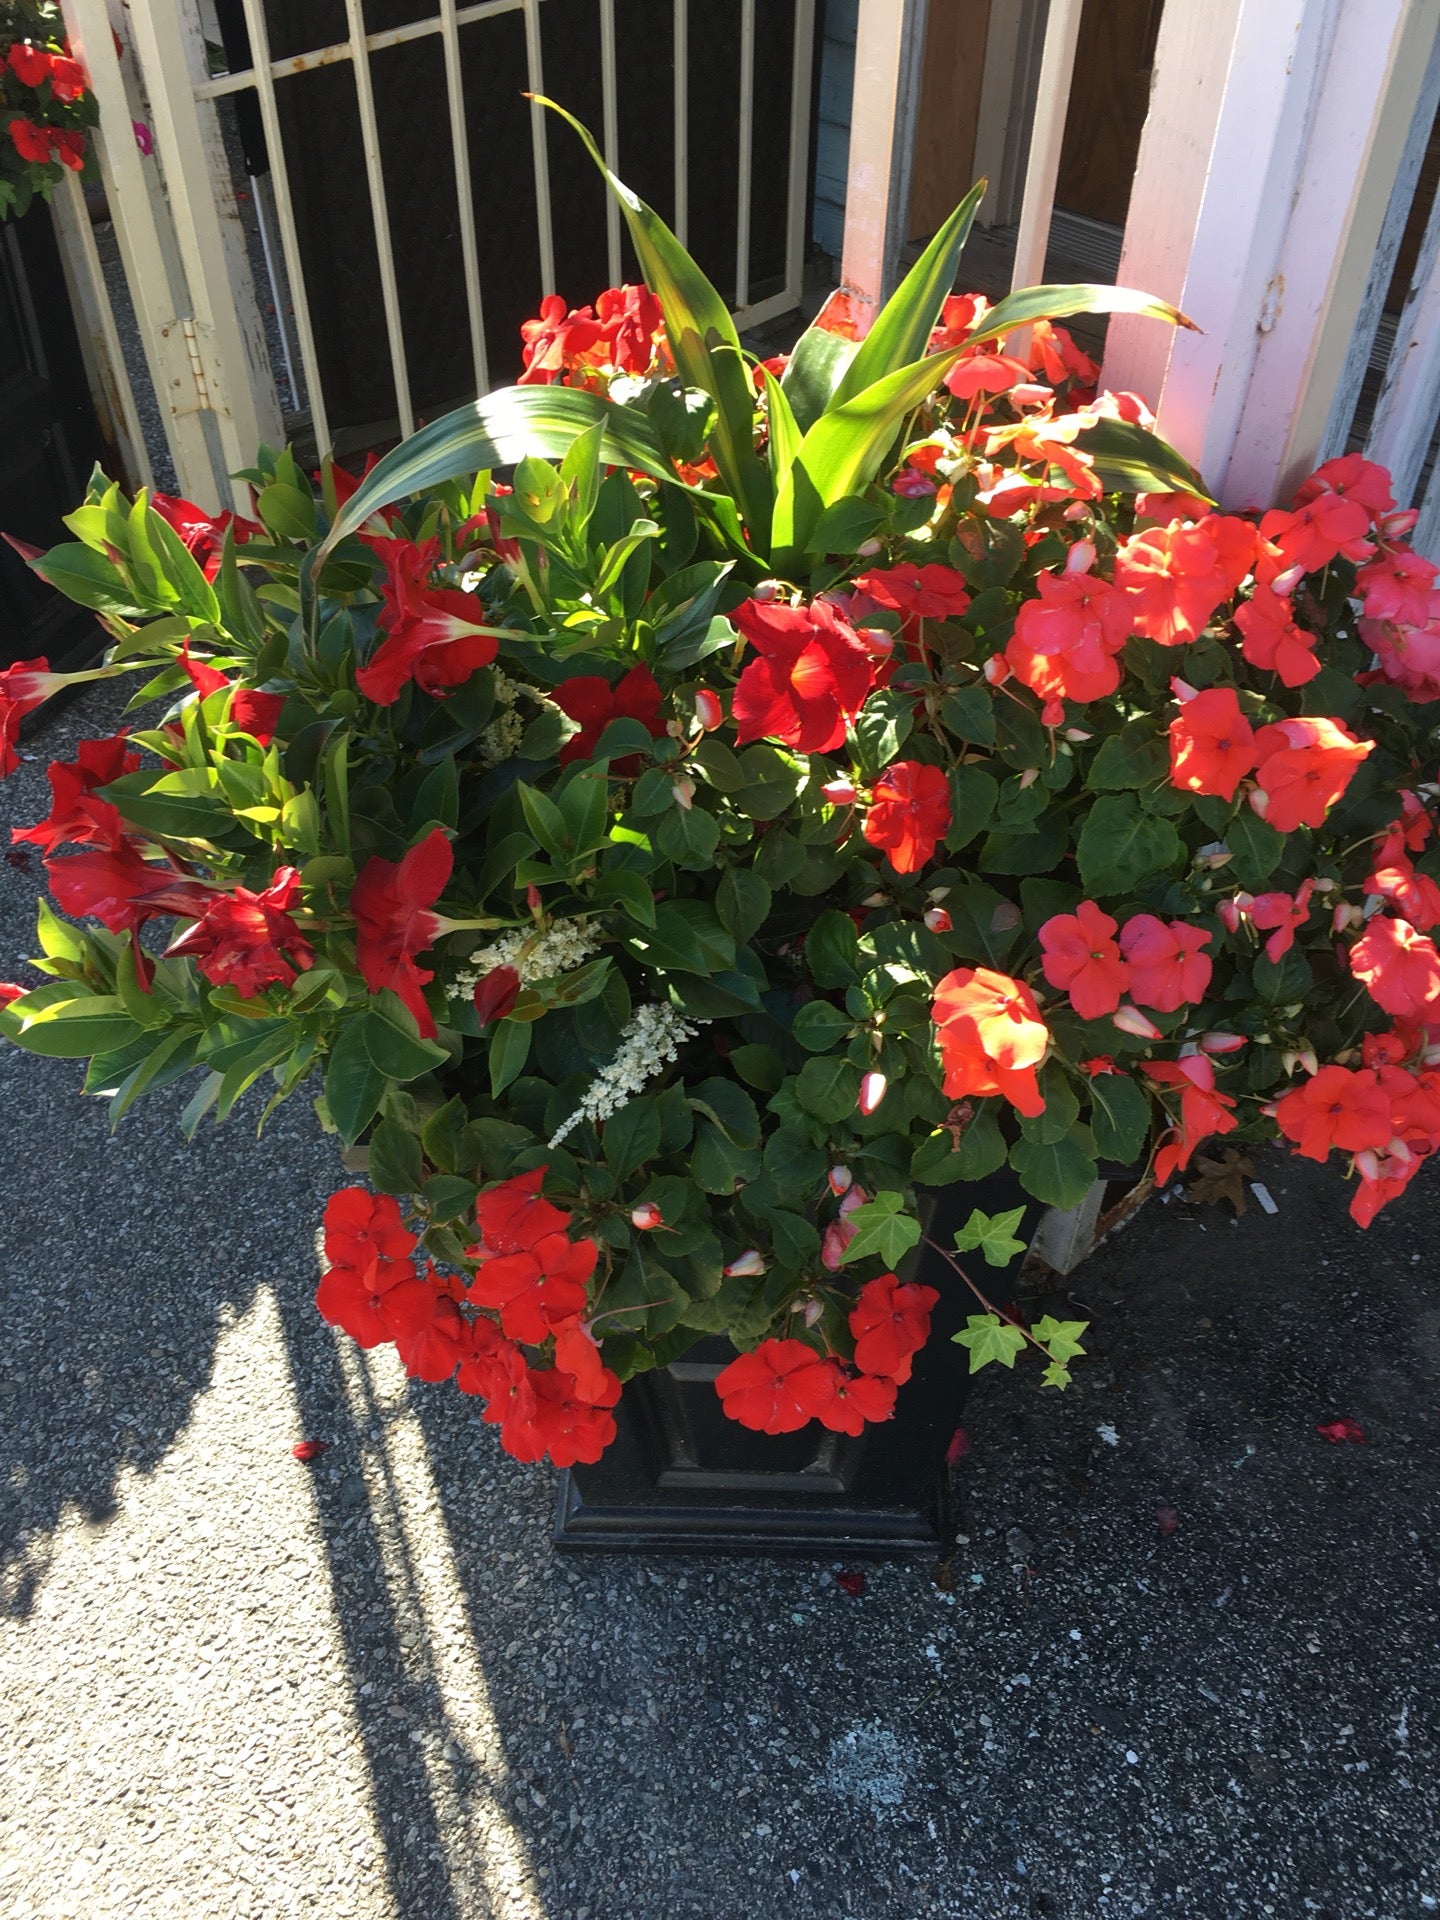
[{"xmin": 554, "ymin": 1172, "xmax": 1037, "ymax": 1557}]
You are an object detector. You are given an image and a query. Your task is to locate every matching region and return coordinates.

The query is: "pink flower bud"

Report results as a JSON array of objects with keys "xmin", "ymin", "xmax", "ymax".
[
  {"xmin": 1217, "ymin": 894, "xmax": 1252, "ymax": 933},
  {"xmin": 1380, "ymin": 507, "xmax": 1419, "ymax": 539},
  {"xmin": 1199, "ymin": 1031, "xmax": 1247, "ymax": 1054},
  {"xmin": 1248, "ymin": 786, "xmax": 1270, "ymax": 820},
  {"xmin": 983, "ymin": 653, "xmax": 1010, "ymax": 686},
  {"xmin": 526, "ymin": 883, "xmax": 543, "ymax": 915},
  {"xmin": 1332, "ymin": 901, "xmax": 1363, "ymax": 934},
  {"xmin": 693, "ymin": 688, "xmax": 723, "ymax": 731},
  {"xmin": 671, "ymin": 777, "xmax": 695, "ymax": 811},
  {"xmin": 1011, "ymin": 383, "xmax": 1052, "ymax": 408},
  {"xmin": 858, "ymin": 1070, "xmax": 887, "ymax": 1116},
  {"xmin": 631, "ymin": 1203, "xmax": 663, "ymax": 1231},
  {"xmin": 821, "ymin": 776, "xmax": 857, "ymax": 806},
  {"xmin": 1064, "ymin": 539, "xmax": 1096, "ymax": 576},
  {"xmin": 827, "ymin": 1165, "xmax": 853, "ymax": 1196},
  {"xmin": 855, "ymin": 537, "xmax": 884, "ymax": 558},
  {"xmin": 1062, "ymin": 727, "xmax": 1092, "ymax": 742},
  {"xmin": 1169, "ymin": 675, "xmax": 1200, "ymax": 703},
  {"xmin": 1269, "ymin": 564, "xmax": 1305, "ymax": 596},
  {"xmin": 1175, "ymin": 1053, "xmax": 1215, "ymax": 1090},
  {"xmin": 1354, "ymin": 1148, "xmax": 1382, "ymax": 1182},
  {"xmin": 1112, "ymin": 1004, "xmax": 1162, "ymax": 1040},
  {"xmin": 723, "ymin": 1249, "xmax": 765, "ymax": 1278},
  {"xmin": 924, "ymin": 906, "xmax": 952, "ymax": 933},
  {"xmin": 1017, "ymin": 767, "xmax": 1039, "ymax": 790},
  {"xmin": 802, "ymin": 1297, "xmax": 825, "ymax": 1327},
  {"xmin": 752, "ymin": 579, "xmax": 781, "ymax": 602}
]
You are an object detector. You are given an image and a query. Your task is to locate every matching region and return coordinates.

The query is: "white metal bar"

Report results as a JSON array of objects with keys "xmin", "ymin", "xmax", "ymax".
[
  {"xmin": 735, "ymin": 0, "xmax": 755, "ymax": 308},
  {"xmin": 235, "ymin": 0, "xmax": 331, "ymax": 455},
  {"xmin": 439, "ymin": 0, "xmax": 489, "ymax": 394},
  {"xmin": 523, "ymin": 0, "xmax": 556, "ymax": 295},
  {"xmin": 783, "ymin": 0, "xmax": 816, "ymax": 306},
  {"xmin": 59, "ymin": 0, "xmax": 218, "ymax": 502},
  {"xmin": 1367, "ymin": 177, "xmax": 1440, "ymax": 504},
  {"xmin": 342, "ymin": 0, "xmax": 414, "ymax": 438},
  {"xmin": 1321, "ymin": 26, "xmax": 1440, "ymax": 462},
  {"xmin": 599, "ymin": 0, "xmax": 621, "ymax": 286},
  {"xmin": 672, "ymin": 0, "xmax": 688, "ymax": 246},
  {"xmin": 1010, "ymin": 0, "xmax": 1083, "ymax": 292},
  {"xmin": 123, "ymin": 0, "xmax": 283, "ymax": 497},
  {"xmin": 194, "ymin": 0, "xmax": 525, "ymax": 99},
  {"xmin": 50, "ymin": 169, "xmax": 153, "ymax": 492},
  {"xmin": 250, "ymin": 172, "xmax": 299, "ymax": 413}
]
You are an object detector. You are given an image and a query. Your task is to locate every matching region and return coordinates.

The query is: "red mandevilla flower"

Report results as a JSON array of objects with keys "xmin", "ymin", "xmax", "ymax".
[
  {"xmin": 12, "ymin": 735, "xmax": 138, "ymax": 852},
  {"xmin": 730, "ymin": 597, "xmax": 874, "ymax": 753},
  {"xmin": 861, "ymin": 760, "xmax": 951, "ymax": 874},
  {"xmin": 349, "ymin": 827, "xmax": 452, "ymax": 1037},
  {"xmin": 553, "ymin": 663, "xmax": 666, "ymax": 768},
  {"xmin": 356, "ymin": 537, "xmax": 498, "ymax": 705},
  {"xmin": 0, "ymin": 656, "xmax": 53, "ymax": 778},
  {"xmin": 165, "ymin": 867, "xmax": 315, "ymax": 997}
]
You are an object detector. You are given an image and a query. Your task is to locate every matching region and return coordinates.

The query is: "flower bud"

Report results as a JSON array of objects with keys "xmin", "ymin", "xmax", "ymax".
[
  {"xmin": 1062, "ymin": 727, "xmax": 1093, "ymax": 742},
  {"xmin": 1269, "ymin": 564, "xmax": 1305, "ymax": 596},
  {"xmin": 855, "ymin": 536, "xmax": 884, "ymax": 558},
  {"xmin": 1112, "ymin": 1004, "xmax": 1162, "ymax": 1040},
  {"xmin": 671, "ymin": 777, "xmax": 696, "ymax": 811},
  {"xmin": 1064, "ymin": 538, "xmax": 1096, "ymax": 576},
  {"xmin": 752, "ymin": 579, "xmax": 781, "ymax": 602},
  {"xmin": 1169, "ymin": 675, "xmax": 1201, "ymax": 703},
  {"xmin": 526, "ymin": 883, "xmax": 543, "ymax": 916},
  {"xmin": 1175, "ymin": 1053, "xmax": 1215, "ymax": 1090},
  {"xmin": 1199, "ymin": 1031, "xmax": 1247, "ymax": 1054},
  {"xmin": 1017, "ymin": 767, "xmax": 1039, "ymax": 790},
  {"xmin": 693, "ymin": 688, "xmax": 723, "ymax": 731},
  {"xmin": 631, "ymin": 1202, "xmax": 664, "ymax": 1231},
  {"xmin": 983, "ymin": 653, "xmax": 1010, "ymax": 685},
  {"xmin": 857, "ymin": 625, "xmax": 895, "ymax": 659},
  {"xmin": 802, "ymin": 1297, "xmax": 825, "ymax": 1327},
  {"xmin": 858, "ymin": 1070, "xmax": 888, "ymax": 1116},
  {"xmin": 1380, "ymin": 507, "xmax": 1419, "ymax": 540},
  {"xmin": 1354, "ymin": 1148, "xmax": 1382, "ymax": 1182},
  {"xmin": 1247, "ymin": 787, "xmax": 1270, "ymax": 820},
  {"xmin": 821, "ymin": 776, "xmax": 857, "ymax": 806},
  {"xmin": 924, "ymin": 906, "xmax": 953, "ymax": 934},
  {"xmin": 1011, "ymin": 382, "xmax": 1052, "ymax": 409},
  {"xmin": 827, "ymin": 1165, "xmax": 853, "ymax": 1196},
  {"xmin": 723, "ymin": 1249, "xmax": 765, "ymax": 1278},
  {"xmin": 1332, "ymin": 901, "xmax": 1364, "ymax": 934},
  {"xmin": 862, "ymin": 891, "xmax": 889, "ymax": 908}
]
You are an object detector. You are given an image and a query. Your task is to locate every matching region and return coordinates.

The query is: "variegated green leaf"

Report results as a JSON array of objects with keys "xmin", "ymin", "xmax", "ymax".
[{"xmin": 965, "ymin": 281, "xmax": 1196, "ymax": 350}]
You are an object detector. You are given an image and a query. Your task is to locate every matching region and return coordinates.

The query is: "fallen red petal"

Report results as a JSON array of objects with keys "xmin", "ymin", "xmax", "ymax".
[
  {"xmin": 1315, "ymin": 1416, "xmax": 1366, "ymax": 1445},
  {"xmin": 1155, "ymin": 1504, "xmax": 1179, "ymax": 1533},
  {"xmin": 836, "ymin": 1569, "xmax": 867, "ymax": 1597},
  {"xmin": 945, "ymin": 1425, "xmax": 971, "ymax": 1467},
  {"xmin": 292, "ymin": 1438, "xmax": 329, "ymax": 1462}
]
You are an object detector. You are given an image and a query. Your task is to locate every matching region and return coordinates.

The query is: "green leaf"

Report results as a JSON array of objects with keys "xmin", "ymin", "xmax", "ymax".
[
  {"xmin": 952, "ymin": 1314, "xmax": 1028, "ymax": 1373},
  {"xmin": 1008, "ymin": 1128, "xmax": 1098, "ymax": 1210},
  {"xmin": 1030, "ymin": 1314, "xmax": 1089, "ymax": 1363},
  {"xmin": 940, "ymin": 684, "xmax": 996, "ymax": 748},
  {"xmin": 792, "ymin": 1000, "xmax": 852, "ymax": 1052},
  {"xmin": 363, "ymin": 993, "xmax": 449, "ymax": 1081},
  {"xmin": 423, "ymin": 1174, "xmax": 479, "ymax": 1223},
  {"xmin": 1070, "ymin": 415, "xmax": 1211, "ymax": 500},
  {"xmin": 1076, "ymin": 797, "xmax": 1182, "ymax": 895},
  {"xmin": 806, "ymin": 908, "xmax": 860, "ymax": 987},
  {"xmin": 141, "ymin": 501, "xmax": 222, "ymax": 623},
  {"xmin": 320, "ymin": 383, "xmax": 689, "ymax": 554},
  {"xmin": 966, "ymin": 282, "xmax": 1195, "ymax": 354},
  {"xmin": 258, "ymin": 480, "xmax": 318, "ymax": 542},
  {"xmin": 368, "ymin": 1118, "xmax": 424, "ymax": 1194},
  {"xmin": 517, "ymin": 782, "xmax": 571, "ymax": 862},
  {"xmin": 780, "ymin": 313, "xmax": 858, "ymax": 434},
  {"xmin": 603, "ymin": 1097, "xmax": 662, "ymax": 1178},
  {"xmin": 946, "ymin": 764, "xmax": 999, "ymax": 850},
  {"xmin": 1088, "ymin": 723, "xmax": 1168, "ymax": 790},
  {"xmin": 794, "ymin": 1054, "xmax": 860, "ymax": 1124},
  {"xmin": 5, "ymin": 994, "xmax": 143, "ymax": 1059},
  {"xmin": 841, "ymin": 1191, "xmax": 922, "ymax": 1268},
  {"xmin": 829, "ymin": 180, "xmax": 986, "ymax": 410},
  {"xmin": 31, "ymin": 541, "xmax": 148, "ymax": 616},
  {"xmin": 488, "ymin": 1017, "xmax": 531, "ymax": 1096},
  {"xmin": 691, "ymin": 1121, "xmax": 761, "ymax": 1194},
  {"xmin": 952, "ymin": 1205, "xmax": 1029, "ymax": 1268},
  {"xmin": 99, "ymin": 769, "xmax": 230, "ymax": 842},
  {"xmin": 1018, "ymin": 1064, "xmax": 1080, "ymax": 1146},
  {"xmin": 688, "ymin": 1076, "xmax": 761, "ymax": 1147},
  {"xmin": 593, "ymin": 867, "xmax": 657, "ymax": 926},
  {"xmin": 325, "ymin": 1021, "xmax": 388, "ymax": 1145},
  {"xmin": 1087, "ymin": 1073, "xmax": 1152, "ymax": 1164},
  {"xmin": 1226, "ymin": 809, "xmax": 1285, "ymax": 890},
  {"xmin": 716, "ymin": 868, "xmax": 771, "ymax": 946}
]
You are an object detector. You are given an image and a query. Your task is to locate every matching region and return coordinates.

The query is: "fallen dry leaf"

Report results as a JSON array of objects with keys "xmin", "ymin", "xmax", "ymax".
[{"xmin": 1186, "ymin": 1147, "xmax": 1254, "ymax": 1215}]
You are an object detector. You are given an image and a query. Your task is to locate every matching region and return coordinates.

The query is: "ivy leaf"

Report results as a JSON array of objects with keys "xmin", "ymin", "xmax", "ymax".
[
  {"xmin": 1030, "ymin": 1314, "xmax": 1089, "ymax": 1363},
  {"xmin": 841, "ymin": 1191, "xmax": 922, "ymax": 1267},
  {"xmin": 952, "ymin": 1205, "xmax": 1028, "ymax": 1269},
  {"xmin": 953, "ymin": 1314, "xmax": 1027, "ymax": 1373},
  {"xmin": 1040, "ymin": 1361, "xmax": 1074, "ymax": 1389}
]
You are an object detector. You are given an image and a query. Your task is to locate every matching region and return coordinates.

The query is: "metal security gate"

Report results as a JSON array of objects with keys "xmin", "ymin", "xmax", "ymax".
[{"xmin": 55, "ymin": 0, "xmax": 816, "ymax": 511}]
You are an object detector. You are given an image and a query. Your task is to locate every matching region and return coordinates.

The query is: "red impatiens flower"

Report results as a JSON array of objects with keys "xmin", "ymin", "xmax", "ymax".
[
  {"xmin": 1259, "ymin": 494, "xmax": 1374, "ymax": 574},
  {"xmin": 392, "ymin": 1284, "xmax": 472, "ymax": 1384},
  {"xmin": 509, "ymin": 1364, "xmax": 622, "ymax": 1468},
  {"xmin": 471, "ymin": 1165, "xmax": 573, "ymax": 1253},
  {"xmin": 518, "ymin": 294, "xmax": 604, "ymax": 383},
  {"xmin": 731, "ymin": 597, "xmax": 874, "ymax": 753},
  {"xmin": 1004, "ymin": 564, "xmax": 1132, "ymax": 725},
  {"xmin": 861, "ymin": 760, "xmax": 951, "ymax": 874},
  {"xmin": 1146, "ymin": 1057, "xmax": 1239, "ymax": 1183},
  {"xmin": 12, "ymin": 735, "xmax": 137, "ymax": 852},
  {"xmin": 1272, "ymin": 1064, "xmax": 1393, "ymax": 1162},
  {"xmin": 315, "ymin": 1187, "xmax": 420, "ymax": 1346},
  {"xmin": 851, "ymin": 562, "xmax": 971, "ymax": 623},
  {"xmin": 356, "ymin": 537, "xmax": 498, "ymax": 705},
  {"xmin": 1295, "ymin": 454, "xmax": 1393, "ymax": 523},
  {"xmin": 1368, "ymin": 857, "xmax": 1440, "ymax": 932},
  {"xmin": 8, "ymin": 42, "xmax": 51, "ymax": 86},
  {"xmin": 593, "ymin": 283, "xmax": 665, "ymax": 375},
  {"xmin": 44, "ymin": 842, "xmax": 214, "ymax": 934},
  {"xmin": 0, "ymin": 656, "xmax": 54, "ymax": 777},
  {"xmin": 7, "ymin": 116, "xmax": 52, "ymax": 164},
  {"xmin": 1114, "ymin": 515, "xmax": 1256, "ymax": 647},
  {"xmin": 849, "ymin": 1273, "xmax": 940, "ymax": 1384},
  {"xmin": 1249, "ymin": 880, "xmax": 1314, "ymax": 962},
  {"xmin": 466, "ymin": 1230, "xmax": 598, "ymax": 1346},
  {"xmin": 1232, "ymin": 585, "xmax": 1320, "ymax": 686},
  {"xmin": 714, "ymin": 1338, "xmax": 822, "ymax": 1434},
  {"xmin": 1039, "ymin": 900, "xmax": 1129, "ymax": 1019},
  {"xmin": 932, "ymin": 966, "xmax": 1049, "ymax": 1117},
  {"xmin": 1349, "ymin": 916, "xmax": 1440, "ymax": 1021},
  {"xmin": 553, "ymin": 662, "xmax": 666, "ymax": 768},
  {"xmin": 164, "ymin": 867, "xmax": 315, "ymax": 997},
  {"xmin": 1356, "ymin": 546, "xmax": 1437, "ymax": 627},
  {"xmin": 1119, "ymin": 915, "xmax": 1213, "ymax": 1013},
  {"xmin": 46, "ymin": 53, "xmax": 87, "ymax": 102},
  {"xmin": 1250, "ymin": 716, "xmax": 1373, "ymax": 832},
  {"xmin": 1167, "ymin": 685, "xmax": 1257, "ymax": 800},
  {"xmin": 788, "ymin": 1358, "xmax": 897, "ymax": 1436},
  {"xmin": 349, "ymin": 827, "xmax": 452, "ymax": 1037},
  {"xmin": 944, "ymin": 351, "xmax": 1030, "ymax": 401}
]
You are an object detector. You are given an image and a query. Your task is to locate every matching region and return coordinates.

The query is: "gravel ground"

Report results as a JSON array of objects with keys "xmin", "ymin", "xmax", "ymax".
[{"xmin": 2, "ymin": 684, "xmax": 1439, "ymax": 1920}]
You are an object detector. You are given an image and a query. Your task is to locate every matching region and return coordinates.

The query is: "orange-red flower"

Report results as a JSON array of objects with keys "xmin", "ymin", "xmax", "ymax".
[
  {"xmin": 1294, "ymin": 454, "xmax": 1393, "ymax": 524},
  {"xmin": 1004, "ymin": 565, "xmax": 1132, "ymax": 724},
  {"xmin": 714, "ymin": 1338, "xmax": 822, "ymax": 1434},
  {"xmin": 933, "ymin": 966, "xmax": 1049, "ymax": 1116},
  {"xmin": 1259, "ymin": 494, "xmax": 1373, "ymax": 573},
  {"xmin": 1119, "ymin": 915, "xmax": 1213, "ymax": 1013},
  {"xmin": 1250, "ymin": 716, "xmax": 1373, "ymax": 832},
  {"xmin": 1349, "ymin": 916, "xmax": 1440, "ymax": 1021},
  {"xmin": 1167, "ymin": 686, "xmax": 1257, "ymax": 800},
  {"xmin": 1147, "ymin": 1056, "xmax": 1238, "ymax": 1183},
  {"xmin": 731, "ymin": 597, "xmax": 874, "ymax": 753},
  {"xmin": 11, "ymin": 734, "xmax": 137, "ymax": 851},
  {"xmin": 1249, "ymin": 880, "xmax": 1314, "ymax": 962},
  {"xmin": 1232, "ymin": 584, "xmax": 1320, "ymax": 687},
  {"xmin": 1114, "ymin": 515, "xmax": 1256, "ymax": 647},
  {"xmin": 1273, "ymin": 1064, "xmax": 1393, "ymax": 1162},
  {"xmin": 862, "ymin": 760, "xmax": 950, "ymax": 874},
  {"xmin": 848, "ymin": 1274, "xmax": 939, "ymax": 1384},
  {"xmin": 165, "ymin": 867, "xmax": 314, "ymax": 997},
  {"xmin": 851, "ymin": 562, "xmax": 970, "ymax": 622},
  {"xmin": 1039, "ymin": 900, "xmax": 1128, "ymax": 1019}
]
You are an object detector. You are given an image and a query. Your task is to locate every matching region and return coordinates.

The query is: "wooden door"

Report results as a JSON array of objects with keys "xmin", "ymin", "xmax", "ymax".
[{"xmin": 1055, "ymin": 0, "xmax": 1163, "ymax": 226}]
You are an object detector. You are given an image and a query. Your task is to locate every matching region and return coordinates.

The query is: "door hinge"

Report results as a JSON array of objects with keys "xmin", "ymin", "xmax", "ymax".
[{"xmin": 156, "ymin": 315, "xmax": 215, "ymax": 418}]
